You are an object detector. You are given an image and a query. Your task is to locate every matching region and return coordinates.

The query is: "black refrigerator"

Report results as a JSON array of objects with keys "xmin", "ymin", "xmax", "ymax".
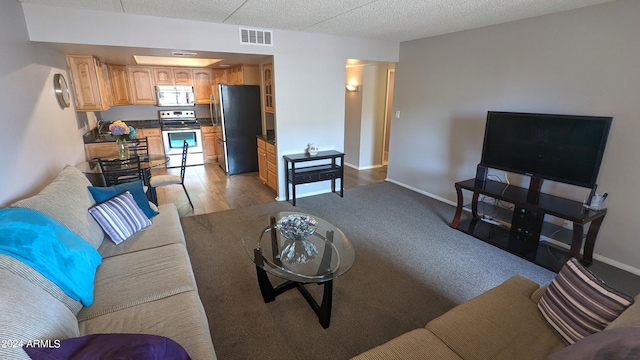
[{"xmin": 216, "ymin": 84, "xmax": 263, "ymax": 175}]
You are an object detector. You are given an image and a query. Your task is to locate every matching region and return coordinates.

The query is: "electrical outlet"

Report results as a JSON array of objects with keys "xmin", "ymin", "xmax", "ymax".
[{"xmin": 562, "ymin": 220, "xmax": 573, "ymax": 230}]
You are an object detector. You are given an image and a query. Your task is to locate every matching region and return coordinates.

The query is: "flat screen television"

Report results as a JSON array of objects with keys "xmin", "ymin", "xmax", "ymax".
[{"xmin": 480, "ymin": 111, "xmax": 612, "ymax": 189}]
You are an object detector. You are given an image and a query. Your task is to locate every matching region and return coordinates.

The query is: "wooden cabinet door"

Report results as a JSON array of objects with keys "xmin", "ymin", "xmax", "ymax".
[
  {"xmin": 202, "ymin": 126, "xmax": 218, "ymax": 162},
  {"xmin": 263, "ymin": 63, "xmax": 274, "ymax": 113},
  {"xmin": 173, "ymin": 68, "xmax": 193, "ymax": 85},
  {"xmin": 108, "ymin": 64, "xmax": 132, "ymax": 106},
  {"xmin": 153, "ymin": 67, "xmax": 174, "ymax": 85},
  {"xmin": 85, "ymin": 143, "xmax": 118, "ymax": 159},
  {"xmin": 128, "ymin": 67, "xmax": 156, "ymax": 104},
  {"xmin": 211, "ymin": 69, "xmax": 227, "ymax": 103},
  {"xmin": 193, "ymin": 69, "xmax": 213, "ymax": 104},
  {"xmin": 241, "ymin": 65, "xmax": 260, "ymax": 85},
  {"xmin": 138, "ymin": 128, "xmax": 164, "ymax": 155},
  {"xmin": 257, "ymin": 138, "xmax": 268, "ymax": 184},
  {"xmin": 66, "ymin": 55, "xmax": 109, "ymax": 111},
  {"xmin": 265, "ymin": 142, "xmax": 277, "ymax": 192}
]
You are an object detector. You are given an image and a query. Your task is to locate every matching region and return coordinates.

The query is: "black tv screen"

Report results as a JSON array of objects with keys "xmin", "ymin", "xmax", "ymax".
[{"xmin": 480, "ymin": 111, "xmax": 612, "ymax": 189}]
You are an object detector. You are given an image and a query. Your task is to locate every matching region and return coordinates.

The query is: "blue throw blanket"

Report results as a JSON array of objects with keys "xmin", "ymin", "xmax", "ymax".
[{"xmin": 0, "ymin": 208, "xmax": 102, "ymax": 306}]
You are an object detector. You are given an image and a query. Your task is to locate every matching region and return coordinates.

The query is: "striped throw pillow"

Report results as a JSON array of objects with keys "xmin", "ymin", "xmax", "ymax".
[
  {"xmin": 88, "ymin": 191, "xmax": 151, "ymax": 245},
  {"xmin": 538, "ymin": 258, "xmax": 633, "ymax": 344}
]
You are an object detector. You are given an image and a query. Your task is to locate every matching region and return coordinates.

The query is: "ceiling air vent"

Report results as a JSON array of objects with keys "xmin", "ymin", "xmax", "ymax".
[{"xmin": 239, "ymin": 28, "xmax": 273, "ymax": 46}]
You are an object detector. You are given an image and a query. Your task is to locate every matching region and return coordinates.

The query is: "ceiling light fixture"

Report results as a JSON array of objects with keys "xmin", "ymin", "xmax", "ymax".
[{"xmin": 133, "ymin": 55, "xmax": 223, "ymax": 67}]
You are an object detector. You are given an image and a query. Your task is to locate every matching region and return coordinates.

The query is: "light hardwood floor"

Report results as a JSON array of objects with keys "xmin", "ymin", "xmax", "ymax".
[{"xmin": 151, "ymin": 163, "xmax": 387, "ymax": 217}]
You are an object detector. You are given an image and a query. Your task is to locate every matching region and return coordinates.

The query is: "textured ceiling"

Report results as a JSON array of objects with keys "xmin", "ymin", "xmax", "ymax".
[{"xmin": 19, "ymin": 0, "xmax": 617, "ymax": 42}]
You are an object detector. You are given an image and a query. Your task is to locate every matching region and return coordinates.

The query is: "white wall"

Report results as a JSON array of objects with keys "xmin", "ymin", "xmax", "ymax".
[
  {"xmin": 0, "ymin": 0, "xmax": 89, "ymax": 206},
  {"xmin": 21, "ymin": 4, "xmax": 399, "ymax": 200},
  {"xmin": 388, "ymin": 0, "xmax": 640, "ymax": 272}
]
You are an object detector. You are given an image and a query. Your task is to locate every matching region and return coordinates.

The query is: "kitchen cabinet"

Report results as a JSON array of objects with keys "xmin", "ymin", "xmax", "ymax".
[
  {"xmin": 174, "ymin": 68, "xmax": 193, "ymax": 85},
  {"xmin": 193, "ymin": 69, "xmax": 213, "ymax": 104},
  {"xmin": 257, "ymin": 138, "xmax": 267, "ymax": 184},
  {"xmin": 107, "ymin": 64, "xmax": 132, "ymax": 106},
  {"xmin": 202, "ymin": 125, "xmax": 219, "ymax": 162},
  {"xmin": 66, "ymin": 55, "xmax": 111, "ymax": 111},
  {"xmin": 153, "ymin": 67, "xmax": 193, "ymax": 85},
  {"xmin": 266, "ymin": 141, "xmax": 277, "ymax": 192},
  {"xmin": 136, "ymin": 128, "xmax": 164, "ymax": 155},
  {"xmin": 227, "ymin": 65, "xmax": 260, "ymax": 85},
  {"xmin": 210, "ymin": 69, "xmax": 227, "ymax": 103},
  {"xmin": 263, "ymin": 63, "xmax": 274, "ymax": 113},
  {"xmin": 128, "ymin": 66, "xmax": 156, "ymax": 105},
  {"xmin": 257, "ymin": 137, "xmax": 277, "ymax": 193},
  {"xmin": 85, "ymin": 142, "xmax": 118, "ymax": 160}
]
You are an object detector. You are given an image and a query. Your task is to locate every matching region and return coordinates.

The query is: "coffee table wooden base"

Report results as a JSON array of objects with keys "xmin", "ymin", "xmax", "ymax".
[{"xmin": 254, "ymin": 248, "xmax": 333, "ymax": 329}]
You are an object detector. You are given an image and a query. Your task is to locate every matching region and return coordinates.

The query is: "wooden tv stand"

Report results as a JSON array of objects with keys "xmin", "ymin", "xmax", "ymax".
[{"xmin": 450, "ymin": 178, "xmax": 607, "ymax": 272}]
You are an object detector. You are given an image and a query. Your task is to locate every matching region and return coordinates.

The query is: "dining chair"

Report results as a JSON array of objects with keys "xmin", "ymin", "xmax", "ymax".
[
  {"xmin": 128, "ymin": 137, "xmax": 149, "ymax": 158},
  {"xmin": 98, "ymin": 156, "xmax": 144, "ymax": 186},
  {"xmin": 149, "ymin": 141, "xmax": 193, "ymax": 209}
]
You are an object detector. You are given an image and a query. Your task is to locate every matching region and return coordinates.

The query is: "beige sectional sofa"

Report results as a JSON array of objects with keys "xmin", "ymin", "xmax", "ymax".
[
  {"xmin": 352, "ymin": 275, "xmax": 640, "ymax": 360},
  {"xmin": 0, "ymin": 165, "xmax": 216, "ymax": 359}
]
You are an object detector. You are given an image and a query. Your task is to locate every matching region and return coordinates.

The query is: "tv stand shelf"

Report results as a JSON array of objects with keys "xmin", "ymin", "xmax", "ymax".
[{"xmin": 451, "ymin": 179, "xmax": 607, "ymax": 272}]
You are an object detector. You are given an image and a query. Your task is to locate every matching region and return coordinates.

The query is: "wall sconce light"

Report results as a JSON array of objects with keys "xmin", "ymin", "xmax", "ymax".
[{"xmin": 346, "ymin": 84, "xmax": 360, "ymax": 92}]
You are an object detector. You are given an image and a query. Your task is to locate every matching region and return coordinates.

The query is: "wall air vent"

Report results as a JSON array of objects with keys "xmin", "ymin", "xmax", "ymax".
[{"xmin": 239, "ymin": 28, "xmax": 273, "ymax": 46}]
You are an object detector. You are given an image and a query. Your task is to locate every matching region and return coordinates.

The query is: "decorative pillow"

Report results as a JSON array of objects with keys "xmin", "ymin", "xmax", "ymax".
[
  {"xmin": 23, "ymin": 333, "xmax": 191, "ymax": 360},
  {"xmin": 88, "ymin": 191, "xmax": 151, "ymax": 245},
  {"xmin": 538, "ymin": 258, "xmax": 634, "ymax": 344},
  {"xmin": 546, "ymin": 326, "xmax": 640, "ymax": 360},
  {"xmin": 88, "ymin": 180, "xmax": 159, "ymax": 219}
]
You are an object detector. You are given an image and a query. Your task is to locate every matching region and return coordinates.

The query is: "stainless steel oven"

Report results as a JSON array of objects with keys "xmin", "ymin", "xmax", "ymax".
[{"xmin": 159, "ymin": 110, "xmax": 204, "ymax": 167}]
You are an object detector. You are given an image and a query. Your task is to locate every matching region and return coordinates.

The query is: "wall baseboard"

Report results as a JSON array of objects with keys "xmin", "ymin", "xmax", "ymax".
[
  {"xmin": 385, "ymin": 178, "xmax": 640, "ymax": 276},
  {"xmin": 345, "ymin": 162, "xmax": 384, "ymax": 170}
]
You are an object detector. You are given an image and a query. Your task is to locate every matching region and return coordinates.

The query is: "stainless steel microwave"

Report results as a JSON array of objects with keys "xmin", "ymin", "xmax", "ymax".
[{"xmin": 155, "ymin": 85, "xmax": 195, "ymax": 106}]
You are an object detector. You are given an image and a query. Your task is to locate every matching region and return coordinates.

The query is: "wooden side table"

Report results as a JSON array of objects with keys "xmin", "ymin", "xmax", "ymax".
[{"xmin": 283, "ymin": 150, "xmax": 345, "ymax": 206}]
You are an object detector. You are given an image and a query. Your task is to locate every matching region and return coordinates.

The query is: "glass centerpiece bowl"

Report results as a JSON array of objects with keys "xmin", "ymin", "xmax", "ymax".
[{"xmin": 276, "ymin": 214, "xmax": 319, "ymax": 264}]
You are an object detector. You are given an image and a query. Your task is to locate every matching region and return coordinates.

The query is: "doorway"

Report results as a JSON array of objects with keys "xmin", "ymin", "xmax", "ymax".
[{"xmin": 344, "ymin": 60, "xmax": 395, "ymax": 172}]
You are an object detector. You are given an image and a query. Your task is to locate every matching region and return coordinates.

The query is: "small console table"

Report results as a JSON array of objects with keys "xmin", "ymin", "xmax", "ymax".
[
  {"xmin": 450, "ymin": 179, "xmax": 607, "ymax": 272},
  {"xmin": 283, "ymin": 150, "xmax": 345, "ymax": 206}
]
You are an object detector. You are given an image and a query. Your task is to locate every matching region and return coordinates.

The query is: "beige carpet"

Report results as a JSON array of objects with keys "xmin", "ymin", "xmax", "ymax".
[{"xmin": 180, "ymin": 182, "xmax": 566, "ymax": 360}]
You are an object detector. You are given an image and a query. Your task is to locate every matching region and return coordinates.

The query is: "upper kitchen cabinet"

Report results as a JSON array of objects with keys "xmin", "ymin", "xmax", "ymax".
[
  {"xmin": 263, "ymin": 63, "xmax": 274, "ymax": 113},
  {"xmin": 226, "ymin": 65, "xmax": 260, "ymax": 85},
  {"xmin": 66, "ymin": 55, "xmax": 112, "ymax": 111},
  {"xmin": 153, "ymin": 67, "xmax": 193, "ymax": 85},
  {"xmin": 193, "ymin": 69, "xmax": 213, "ymax": 104},
  {"xmin": 174, "ymin": 68, "xmax": 193, "ymax": 85},
  {"xmin": 107, "ymin": 64, "xmax": 132, "ymax": 106},
  {"xmin": 127, "ymin": 66, "xmax": 156, "ymax": 105}
]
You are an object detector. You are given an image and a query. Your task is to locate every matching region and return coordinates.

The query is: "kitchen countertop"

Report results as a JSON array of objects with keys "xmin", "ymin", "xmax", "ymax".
[
  {"xmin": 257, "ymin": 134, "xmax": 276, "ymax": 145},
  {"xmin": 197, "ymin": 118, "xmax": 213, "ymax": 127},
  {"xmin": 84, "ymin": 120, "xmax": 161, "ymax": 144}
]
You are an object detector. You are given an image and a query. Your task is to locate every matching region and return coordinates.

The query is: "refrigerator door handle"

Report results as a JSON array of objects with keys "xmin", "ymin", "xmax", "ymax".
[{"xmin": 209, "ymin": 94, "xmax": 215, "ymax": 129}]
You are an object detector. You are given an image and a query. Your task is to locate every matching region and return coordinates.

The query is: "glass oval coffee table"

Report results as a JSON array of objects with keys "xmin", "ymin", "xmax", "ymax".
[{"xmin": 242, "ymin": 211, "xmax": 355, "ymax": 328}]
